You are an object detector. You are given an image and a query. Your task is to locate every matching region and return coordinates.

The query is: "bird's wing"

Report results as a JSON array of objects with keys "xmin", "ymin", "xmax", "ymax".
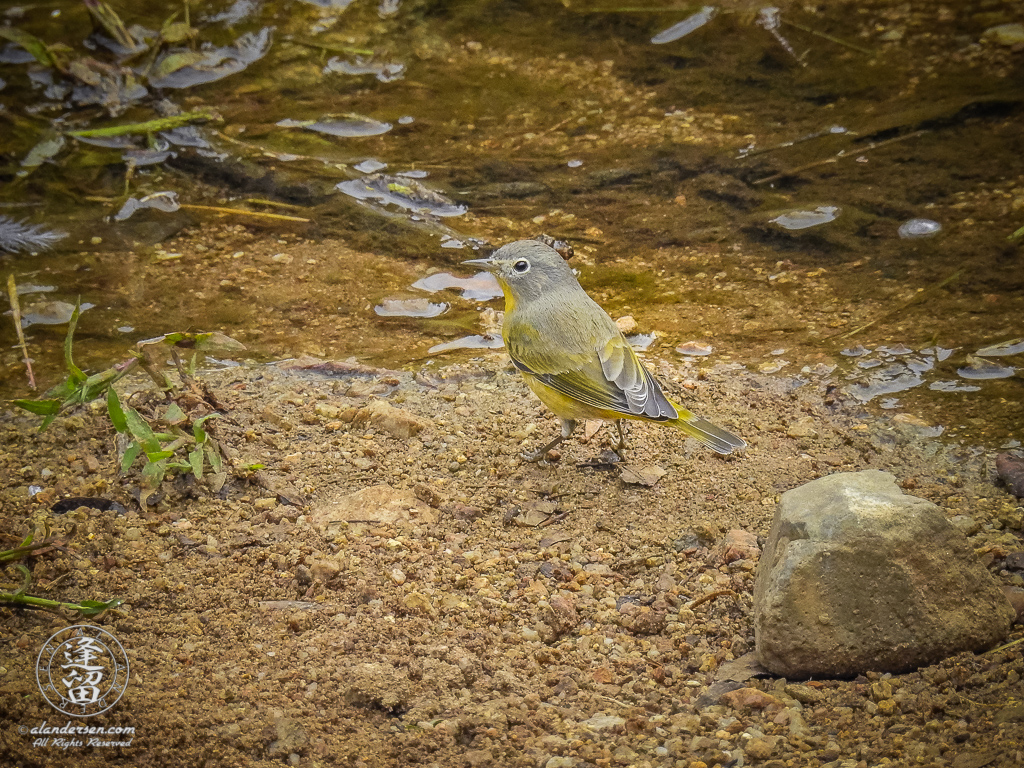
[{"xmin": 506, "ymin": 320, "xmax": 677, "ymax": 420}]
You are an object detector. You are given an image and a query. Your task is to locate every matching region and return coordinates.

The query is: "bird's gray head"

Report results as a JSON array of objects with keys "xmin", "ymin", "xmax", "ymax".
[{"xmin": 464, "ymin": 239, "xmax": 581, "ymax": 305}]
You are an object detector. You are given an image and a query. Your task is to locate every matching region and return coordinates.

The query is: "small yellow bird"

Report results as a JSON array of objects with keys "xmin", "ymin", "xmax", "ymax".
[{"xmin": 465, "ymin": 239, "xmax": 745, "ymax": 462}]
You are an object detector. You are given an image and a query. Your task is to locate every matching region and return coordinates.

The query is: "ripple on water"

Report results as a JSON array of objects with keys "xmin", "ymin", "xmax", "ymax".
[
  {"xmin": 675, "ymin": 341, "xmax": 713, "ymax": 356},
  {"xmin": 278, "ymin": 115, "xmax": 392, "ymax": 137},
  {"xmin": 374, "ymin": 298, "xmax": 449, "ymax": 318},
  {"xmin": 975, "ymin": 338, "xmax": 1024, "ymax": 357},
  {"xmin": 898, "ymin": 218, "xmax": 942, "ymax": 239},
  {"xmin": 957, "ymin": 355, "xmax": 1017, "ymax": 380},
  {"xmin": 651, "ymin": 6, "xmax": 717, "ymax": 44},
  {"xmin": 337, "ymin": 174, "xmax": 466, "ymax": 217},
  {"xmin": 354, "ymin": 159, "xmax": 387, "ymax": 173},
  {"xmin": 428, "ymin": 335, "xmax": 504, "ymax": 354},
  {"xmin": 770, "ymin": 205, "xmax": 839, "ymax": 230},
  {"xmin": 412, "ymin": 271, "xmax": 501, "ymax": 301}
]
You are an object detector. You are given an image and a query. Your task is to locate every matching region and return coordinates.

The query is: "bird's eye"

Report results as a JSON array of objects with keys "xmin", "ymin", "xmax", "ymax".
[{"xmin": 513, "ymin": 259, "xmax": 530, "ymax": 274}]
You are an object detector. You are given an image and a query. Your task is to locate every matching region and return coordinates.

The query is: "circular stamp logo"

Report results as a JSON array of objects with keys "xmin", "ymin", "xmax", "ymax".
[{"xmin": 35, "ymin": 625, "xmax": 129, "ymax": 717}]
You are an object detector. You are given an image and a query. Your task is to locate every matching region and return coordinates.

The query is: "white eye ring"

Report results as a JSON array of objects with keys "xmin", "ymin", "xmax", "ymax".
[{"xmin": 512, "ymin": 259, "xmax": 530, "ymax": 274}]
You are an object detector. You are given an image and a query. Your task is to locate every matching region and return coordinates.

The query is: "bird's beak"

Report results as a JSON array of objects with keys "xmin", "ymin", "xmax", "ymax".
[{"xmin": 462, "ymin": 257, "xmax": 496, "ymax": 272}]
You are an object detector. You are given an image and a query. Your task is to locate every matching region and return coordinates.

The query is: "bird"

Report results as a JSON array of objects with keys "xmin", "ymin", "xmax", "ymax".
[{"xmin": 463, "ymin": 239, "xmax": 745, "ymax": 462}]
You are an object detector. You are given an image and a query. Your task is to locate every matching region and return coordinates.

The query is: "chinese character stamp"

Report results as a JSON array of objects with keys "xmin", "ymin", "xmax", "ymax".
[{"xmin": 36, "ymin": 625, "xmax": 129, "ymax": 717}]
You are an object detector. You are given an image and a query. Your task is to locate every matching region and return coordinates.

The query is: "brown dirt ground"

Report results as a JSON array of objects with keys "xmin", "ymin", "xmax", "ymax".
[{"xmin": 1, "ymin": 353, "xmax": 1022, "ymax": 768}]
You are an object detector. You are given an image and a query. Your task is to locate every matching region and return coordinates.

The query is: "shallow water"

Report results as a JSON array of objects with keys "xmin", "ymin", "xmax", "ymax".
[{"xmin": 1, "ymin": 0, "xmax": 1022, "ymax": 444}]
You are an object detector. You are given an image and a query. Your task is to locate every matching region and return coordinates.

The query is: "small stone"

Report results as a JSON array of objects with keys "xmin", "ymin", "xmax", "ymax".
[
  {"xmin": 786, "ymin": 416, "xmax": 818, "ymax": 439},
  {"xmin": 982, "ymin": 23, "xmax": 1024, "ymax": 46},
  {"xmin": 744, "ymin": 736, "xmax": 775, "ymax": 759},
  {"xmin": 615, "ymin": 315, "xmax": 638, "ymax": 333}
]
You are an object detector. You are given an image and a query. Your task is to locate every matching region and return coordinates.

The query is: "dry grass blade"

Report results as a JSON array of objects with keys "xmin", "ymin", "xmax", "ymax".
[{"xmin": 6, "ymin": 274, "xmax": 35, "ymax": 389}]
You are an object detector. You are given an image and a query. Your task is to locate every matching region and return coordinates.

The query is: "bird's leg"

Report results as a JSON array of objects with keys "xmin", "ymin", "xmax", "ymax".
[
  {"xmin": 612, "ymin": 420, "xmax": 628, "ymax": 458},
  {"xmin": 525, "ymin": 418, "xmax": 577, "ymax": 463}
]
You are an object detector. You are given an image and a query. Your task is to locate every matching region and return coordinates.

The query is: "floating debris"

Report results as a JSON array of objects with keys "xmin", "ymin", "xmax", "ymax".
[
  {"xmin": 758, "ymin": 359, "xmax": 788, "ymax": 374},
  {"xmin": 957, "ymin": 354, "xmax": 1017, "ymax": 380},
  {"xmin": 337, "ymin": 174, "xmax": 467, "ymax": 217},
  {"xmin": 114, "ymin": 191, "xmax": 180, "ymax": 221},
  {"xmin": 841, "ymin": 345, "xmax": 870, "ymax": 357},
  {"xmin": 161, "ymin": 125, "xmax": 211, "ymax": 148},
  {"xmin": 976, "ymin": 338, "xmax": 1024, "ymax": 357},
  {"xmin": 397, "ymin": 169, "xmax": 429, "ymax": 179},
  {"xmin": 150, "ymin": 28, "xmax": 272, "ymax": 89},
  {"xmin": 124, "ymin": 148, "xmax": 177, "ymax": 166},
  {"xmin": 876, "ymin": 344, "xmax": 913, "ymax": 355},
  {"xmin": 567, "ymin": 159, "xmax": 583, "ymax": 168},
  {"xmin": 898, "ymin": 218, "xmax": 942, "ymax": 239},
  {"xmin": 278, "ymin": 115, "xmax": 392, "ymax": 138},
  {"xmin": 374, "ymin": 298, "xmax": 448, "ymax": 318},
  {"xmin": 676, "ymin": 341, "xmax": 713, "ymax": 356},
  {"xmin": 440, "ymin": 236, "xmax": 465, "ymax": 249},
  {"xmin": 323, "ymin": 56, "xmax": 405, "ymax": 83},
  {"xmin": 651, "ymin": 6, "xmax": 717, "ymax": 44},
  {"xmin": 0, "ymin": 215, "xmax": 66, "ymax": 253},
  {"xmin": 920, "ymin": 346, "xmax": 954, "ymax": 361},
  {"xmin": 844, "ymin": 363, "xmax": 924, "ymax": 402},
  {"xmin": 757, "ymin": 6, "xmax": 800, "ymax": 64},
  {"xmin": 207, "ymin": 0, "xmax": 261, "ymax": 25},
  {"xmin": 770, "ymin": 206, "xmax": 840, "ymax": 230},
  {"xmin": 412, "ymin": 271, "xmax": 500, "ymax": 301},
  {"xmin": 14, "ymin": 283, "xmax": 56, "ymax": 295},
  {"xmin": 15, "ymin": 300, "xmax": 95, "ymax": 327},
  {"xmin": 929, "ymin": 380, "xmax": 981, "ymax": 393},
  {"xmin": 354, "ymin": 159, "xmax": 387, "ymax": 173},
  {"xmin": 398, "ymin": 116, "xmax": 414, "ymax": 125},
  {"xmin": 857, "ymin": 359, "xmax": 882, "ymax": 369},
  {"xmin": 428, "ymin": 334, "xmax": 504, "ymax": 354}
]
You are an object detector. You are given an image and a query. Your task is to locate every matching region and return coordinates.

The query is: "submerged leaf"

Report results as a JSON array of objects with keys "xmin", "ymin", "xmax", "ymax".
[
  {"xmin": 18, "ymin": 133, "xmax": 66, "ymax": 178},
  {"xmin": 0, "ymin": 27, "xmax": 60, "ymax": 68}
]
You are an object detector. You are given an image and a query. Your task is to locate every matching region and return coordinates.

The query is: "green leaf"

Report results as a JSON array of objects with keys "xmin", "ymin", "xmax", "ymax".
[
  {"xmin": 123, "ymin": 405, "xmax": 162, "ymax": 456},
  {"xmin": 141, "ymin": 458, "xmax": 167, "ymax": 489},
  {"xmin": 76, "ymin": 597, "xmax": 124, "ymax": 616},
  {"xmin": 68, "ymin": 109, "xmax": 219, "ymax": 139},
  {"xmin": 63, "ymin": 301, "xmax": 85, "ymax": 383},
  {"xmin": 107, "ymin": 389, "xmax": 127, "ymax": 432},
  {"xmin": 164, "ymin": 402, "xmax": 186, "ymax": 425},
  {"xmin": 18, "ymin": 132, "xmax": 67, "ymax": 179},
  {"xmin": 120, "ymin": 441, "xmax": 142, "ymax": 472},
  {"xmin": 205, "ymin": 442, "xmax": 223, "ymax": 473},
  {"xmin": 192, "ymin": 412, "xmax": 219, "ymax": 443},
  {"xmin": 188, "ymin": 445, "xmax": 204, "ymax": 478},
  {"xmin": 0, "ymin": 27, "xmax": 58, "ymax": 67},
  {"xmin": 153, "ymin": 50, "xmax": 207, "ymax": 80},
  {"xmin": 14, "ymin": 398, "xmax": 62, "ymax": 416}
]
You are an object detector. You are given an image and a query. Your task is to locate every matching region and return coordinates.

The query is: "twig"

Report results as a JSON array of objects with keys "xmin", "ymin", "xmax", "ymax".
[
  {"xmin": 6, "ymin": 274, "xmax": 36, "ymax": 389},
  {"xmin": 781, "ymin": 19, "xmax": 874, "ymax": 55},
  {"xmin": 177, "ymin": 204, "xmax": 311, "ymax": 223},
  {"xmin": 753, "ymin": 129, "xmax": 928, "ymax": 186},
  {"xmin": 689, "ymin": 589, "xmax": 738, "ymax": 609},
  {"xmin": 829, "ymin": 267, "xmax": 964, "ymax": 341}
]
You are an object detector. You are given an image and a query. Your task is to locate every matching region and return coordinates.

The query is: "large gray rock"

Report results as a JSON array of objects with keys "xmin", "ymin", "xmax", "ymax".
[{"xmin": 754, "ymin": 470, "xmax": 1014, "ymax": 677}]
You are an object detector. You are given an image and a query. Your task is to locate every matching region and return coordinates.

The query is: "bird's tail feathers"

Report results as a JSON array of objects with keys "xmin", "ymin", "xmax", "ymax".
[{"xmin": 670, "ymin": 411, "xmax": 746, "ymax": 455}]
